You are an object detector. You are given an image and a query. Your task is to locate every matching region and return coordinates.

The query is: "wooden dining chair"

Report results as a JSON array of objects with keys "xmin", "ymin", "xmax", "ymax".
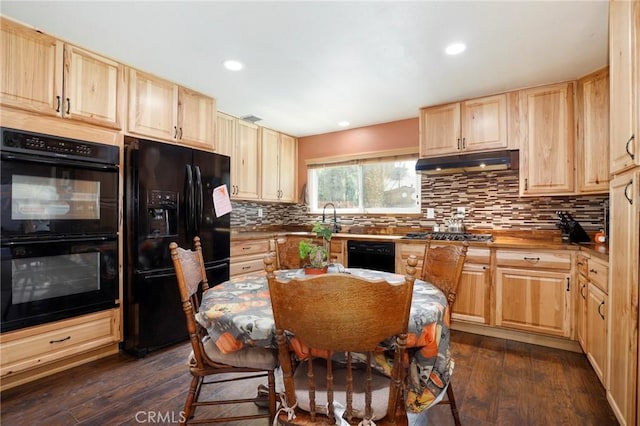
[
  {"xmin": 169, "ymin": 237, "xmax": 278, "ymax": 424},
  {"xmin": 420, "ymin": 238, "xmax": 468, "ymax": 426},
  {"xmin": 272, "ymin": 234, "xmax": 304, "ymax": 269},
  {"xmin": 264, "ymin": 254, "xmax": 418, "ymax": 425}
]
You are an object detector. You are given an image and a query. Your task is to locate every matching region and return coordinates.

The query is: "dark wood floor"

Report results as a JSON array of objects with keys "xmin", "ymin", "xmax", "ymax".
[{"xmin": 1, "ymin": 331, "xmax": 618, "ymax": 425}]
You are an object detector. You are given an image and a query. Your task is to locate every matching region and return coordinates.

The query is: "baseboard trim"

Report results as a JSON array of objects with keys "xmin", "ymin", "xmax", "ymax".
[{"xmin": 451, "ymin": 320, "xmax": 582, "ymax": 353}]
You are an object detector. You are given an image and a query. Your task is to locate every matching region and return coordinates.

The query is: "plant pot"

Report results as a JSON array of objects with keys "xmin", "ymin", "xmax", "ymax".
[{"xmin": 304, "ymin": 265, "xmax": 328, "ymax": 275}]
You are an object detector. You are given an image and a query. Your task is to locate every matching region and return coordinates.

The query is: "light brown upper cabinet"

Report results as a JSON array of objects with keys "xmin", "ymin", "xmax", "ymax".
[
  {"xmin": 419, "ymin": 94, "xmax": 508, "ymax": 157},
  {"xmin": 0, "ymin": 17, "xmax": 122, "ymax": 129},
  {"xmin": 609, "ymin": 0, "xmax": 638, "ymax": 175},
  {"xmin": 233, "ymin": 119, "xmax": 261, "ymax": 200},
  {"xmin": 215, "ymin": 113, "xmax": 260, "ymax": 200},
  {"xmin": 127, "ymin": 68, "xmax": 215, "ymax": 150},
  {"xmin": 215, "ymin": 112, "xmax": 235, "ymax": 158},
  {"xmin": 519, "ymin": 82, "xmax": 575, "ymax": 196},
  {"xmin": 577, "ymin": 68, "xmax": 609, "ymax": 194},
  {"xmin": 260, "ymin": 128, "xmax": 297, "ymax": 203}
]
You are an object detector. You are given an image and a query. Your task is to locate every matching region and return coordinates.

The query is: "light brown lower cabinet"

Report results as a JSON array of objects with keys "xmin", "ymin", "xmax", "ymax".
[
  {"xmin": 395, "ymin": 242, "xmax": 490, "ymax": 324},
  {"xmin": 451, "ymin": 250, "xmax": 491, "ymax": 324},
  {"xmin": 230, "ymin": 238, "xmax": 271, "ymax": 277},
  {"xmin": 0, "ymin": 308, "xmax": 121, "ymax": 391},
  {"xmin": 576, "ymin": 272, "xmax": 588, "ymax": 351},
  {"xmin": 495, "ymin": 249, "xmax": 572, "ymax": 338},
  {"xmin": 330, "ymin": 239, "xmax": 346, "ymax": 266},
  {"xmin": 495, "ymin": 267, "xmax": 572, "ymax": 337},
  {"xmin": 586, "ymin": 282, "xmax": 607, "ymax": 385}
]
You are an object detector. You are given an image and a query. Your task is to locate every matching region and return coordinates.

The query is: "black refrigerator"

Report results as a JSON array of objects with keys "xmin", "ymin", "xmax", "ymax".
[{"xmin": 123, "ymin": 137, "xmax": 231, "ymax": 357}]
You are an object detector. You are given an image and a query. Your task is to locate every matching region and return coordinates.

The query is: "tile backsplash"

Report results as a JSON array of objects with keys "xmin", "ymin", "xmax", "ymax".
[{"xmin": 232, "ymin": 169, "xmax": 607, "ymax": 231}]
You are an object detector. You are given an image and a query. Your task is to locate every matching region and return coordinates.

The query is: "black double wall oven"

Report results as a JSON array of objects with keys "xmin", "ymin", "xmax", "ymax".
[{"xmin": 1, "ymin": 128, "xmax": 120, "ymax": 332}]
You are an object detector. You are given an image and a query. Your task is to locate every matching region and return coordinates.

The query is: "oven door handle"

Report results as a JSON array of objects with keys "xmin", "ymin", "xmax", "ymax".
[
  {"xmin": 1, "ymin": 152, "xmax": 118, "ymax": 171},
  {"xmin": 1, "ymin": 235, "xmax": 117, "ymax": 246}
]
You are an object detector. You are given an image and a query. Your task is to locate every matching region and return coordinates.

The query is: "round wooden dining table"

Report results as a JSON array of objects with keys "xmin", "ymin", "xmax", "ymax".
[{"xmin": 195, "ymin": 267, "xmax": 453, "ymax": 414}]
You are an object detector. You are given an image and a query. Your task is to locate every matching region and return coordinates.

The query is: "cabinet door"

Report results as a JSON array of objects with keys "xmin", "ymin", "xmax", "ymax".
[
  {"xmin": 576, "ymin": 273, "xmax": 588, "ymax": 351},
  {"xmin": 394, "ymin": 243, "xmax": 424, "ymax": 274},
  {"xmin": 586, "ymin": 282, "xmax": 607, "ymax": 385},
  {"xmin": 452, "ymin": 263, "xmax": 490, "ymax": 324},
  {"xmin": 609, "ymin": 0, "xmax": 637, "ymax": 174},
  {"xmin": 519, "ymin": 82, "xmax": 575, "ymax": 195},
  {"xmin": 495, "ymin": 267, "xmax": 571, "ymax": 337},
  {"xmin": 278, "ymin": 133, "xmax": 297, "ymax": 202},
  {"xmin": 260, "ymin": 128, "xmax": 281, "ymax": 201},
  {"xmin": 215, "ymin": 112, "xmax": 236, "ymax": 157},
  {"xmin": 577, "ymin": 68, "xmax": 609, "ymax": 193},
  {"xmin": 461, "ymin": 94, "xmax": 507, "ymax": 152},
  {"xmin": 64, "ymin": 44, "xmax": 122, "ymax": 129},
  {"xmin": 607, "ymin": 171, "xmax": 639, "ymax": 425},
  {"xmin": 127, "ymin": 68, "xmax": 178, "ymax": 142},
  {"xmin": 234, "ymin": 120, "xmax": 260, "ymax": 199},
  {"xmin": 178, "ymin": 86, "xmax": 215, "ymax": 150},
  {"xmin": 0, "ymin": 18, "xmax": 63, "ymax": 116},
  {"xmin": 329, "ymin": 239, "xmax": 345, "ymax": 266},
  {"xmin": 419, "ymin": 102, "xmax": 461, "ymax": 157}
]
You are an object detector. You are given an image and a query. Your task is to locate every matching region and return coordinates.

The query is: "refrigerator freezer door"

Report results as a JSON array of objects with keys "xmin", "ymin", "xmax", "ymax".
[{"xmin": 131, "ymin": 139, "xmax": 191, "ymax": 271}]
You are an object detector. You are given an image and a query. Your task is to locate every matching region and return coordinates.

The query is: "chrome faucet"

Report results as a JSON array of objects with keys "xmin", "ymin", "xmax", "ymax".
[{"xmin": 322, "ymin": 203, "xmax": 341, "ymax": 233}]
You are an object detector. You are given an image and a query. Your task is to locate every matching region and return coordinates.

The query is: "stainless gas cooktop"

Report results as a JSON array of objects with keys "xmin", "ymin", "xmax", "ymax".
[{"xmin": 402, "ymin": 232, "xmax": 493, "ymax": 242}]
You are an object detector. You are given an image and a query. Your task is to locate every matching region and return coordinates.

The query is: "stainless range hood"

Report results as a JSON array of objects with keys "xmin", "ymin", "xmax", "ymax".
[{"xmin": 415, "ymin": 150, "xmax": 519, "ymax": 174}]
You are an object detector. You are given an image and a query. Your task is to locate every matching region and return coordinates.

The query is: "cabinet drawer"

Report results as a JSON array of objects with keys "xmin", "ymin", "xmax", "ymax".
[
  {"xmin": 496, "ymin": 250, "xmax": 571, "ymax": 270},
  {"xmin": 587, "ymin": 257, "xmax": 608, "ymax": 293},
  {"xmin": 0, "ymin": 309, "xmax": 120, "ymax": 378},
  {"xmin": 230, "ymin": 239, "xmax": 271, "ymax": 257},
  {"xmin": 230, "ymin": 258, "xmax": 265, "ymax": 276},
  {"xmin": 576, "ymin": 254, "xmax": 589, "ymax": 277}
]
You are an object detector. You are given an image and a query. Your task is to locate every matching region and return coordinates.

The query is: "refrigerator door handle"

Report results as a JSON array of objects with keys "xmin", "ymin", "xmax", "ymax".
[
  {"xmin": 194, "ymin": 165, "xmax": 203, "ymax": 236},
  {"xmin": 185, "ymin": 165, "xmax": 194, "ymax": 238}
]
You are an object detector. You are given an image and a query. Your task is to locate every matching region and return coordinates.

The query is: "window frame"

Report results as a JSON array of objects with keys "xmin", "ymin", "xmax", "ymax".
[{"xmin": 307, "ymin": 151, "xmax": 421, "ymax": 215}]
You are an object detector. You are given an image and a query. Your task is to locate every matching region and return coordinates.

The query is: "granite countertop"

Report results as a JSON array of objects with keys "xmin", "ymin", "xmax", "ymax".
[{"xmin": 231, "ymin": 228, "xmax": 608, "ymax": 260}]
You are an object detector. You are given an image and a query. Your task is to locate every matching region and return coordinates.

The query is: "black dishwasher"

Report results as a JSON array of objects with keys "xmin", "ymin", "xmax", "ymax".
[{"xmin": 347, "ymin": 240, "xmax": 396, "ymax": 273}]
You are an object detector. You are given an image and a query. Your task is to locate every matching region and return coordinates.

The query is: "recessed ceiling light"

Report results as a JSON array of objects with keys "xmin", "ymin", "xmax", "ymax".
[
  {"xmin": 338, "ymin": 121, "xmax": 350, "ymax": 127},
  {"xmin": 223, "ymin": 60, "xmax": 244, "ymax": 71},
  {"xmin": 445, "ymin": 43, "xmax": 466, "ymax": 55}
]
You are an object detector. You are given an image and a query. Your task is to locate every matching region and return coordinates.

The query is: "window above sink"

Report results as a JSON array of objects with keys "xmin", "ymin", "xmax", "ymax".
[{"xmin": 307, "ymin": 154, "xmax": 421, "ymax": 215}]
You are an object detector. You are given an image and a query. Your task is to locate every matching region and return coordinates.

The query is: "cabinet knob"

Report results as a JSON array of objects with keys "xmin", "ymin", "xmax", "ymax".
[
  {"xmin": 56, "ymin": 95, "xmax": 61, "ymax": 113},
  {"xmin": 597, "ymin": 301, "xmax": 605, "ymax": 320},
  {"xmin": 589, "ymin": 268, "xmax": 597, "ymax": 274}
]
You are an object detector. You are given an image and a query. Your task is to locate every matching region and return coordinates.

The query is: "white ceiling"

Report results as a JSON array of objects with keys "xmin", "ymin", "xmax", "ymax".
[{"xmin": 1, "ymin": 1, "xmax": 609, "ymax": 138}]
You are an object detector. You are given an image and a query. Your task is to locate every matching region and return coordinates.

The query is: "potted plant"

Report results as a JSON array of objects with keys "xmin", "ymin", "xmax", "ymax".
[{"xmin": 298, "ymin": 222, "xmax": 332, "ymax": 274}]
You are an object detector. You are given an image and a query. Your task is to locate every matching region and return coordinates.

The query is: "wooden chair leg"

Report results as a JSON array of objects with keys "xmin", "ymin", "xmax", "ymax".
[
  {"xmin": 447, "ymin": 383, "xmax": 461, "ymax": 426},
  {"xmin": 268, "ymin": 370, "xmax": 277, "ymax": 422},
  {"xmin": 182, "ymin": 375, "xmax": 201, "ymax": 424}
]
